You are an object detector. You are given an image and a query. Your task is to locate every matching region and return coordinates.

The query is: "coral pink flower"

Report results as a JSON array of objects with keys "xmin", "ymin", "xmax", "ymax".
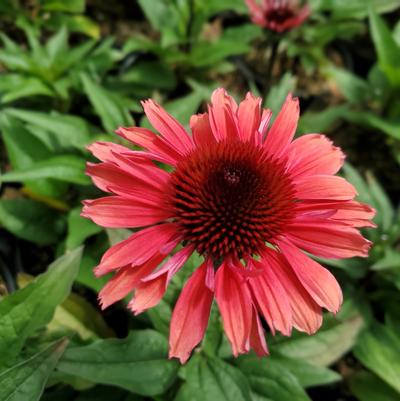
[
  {"xmin": 82, "ymin": 89, "xmax": 375, "ymax": 363},
  {"xmin": 245, "ymin": 0, "xmax": 310, "ymax": 32}
]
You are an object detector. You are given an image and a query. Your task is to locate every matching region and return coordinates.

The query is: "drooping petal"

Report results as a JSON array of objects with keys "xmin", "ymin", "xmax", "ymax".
[
  {"xmin": 81, "ymin": 196, "xmax": 171, "ymax": 228},
  {"xmin": 116, "ymin": 126, "xmax": 181, "ymax": 165},
  {"xmin": 245, "ymin": 0, "xmax": 267, "ymax": 26},
  {"xmin": 262, "ymin": 248, "xmax": 323, "ymax": 334},
  {"xmin": 142, "ymin": 99, "xmax": 194, "ymax": 155},
  {"xmin": 169, "ymin": 260, "xmax": 214, "ymax": 363},
  {"xmin": 237, "ymin": 92, "xmax": 262, "ymax": 143},
  {"xmin": 248, "ymin": 259, "xmax": 292, "ymax": 336},
  {"xmin": 263, "ymin": 94, "xmax": 299, "ymax": 158},
  {"xmin": 94, "ymin": 223, "xmax": 179, "ymax": 276},
  {"xmin": 285, "ymin": 218, "xmax": 372, "ymax": 258},
  {"xmin": 190, "ymin": 113, "xmax": 216, "ymax": 147},
  {"xmin": 208, "ymin": 88, "xmax": 239, "ymax": 141},
  {"xmin": 215, "ymin": 261, "xmax": 252, "ymax": 356},
  {"xmin": 98, "ymin": 253, "xmax": 165, "ymax": 309},
  {"xmin": 128, "ymin": 246, "xmax": 195, "ymax": 315},
  {"xmin": 294, "ymin": 175, "xmax": 357, "ymax": 201},
  {"xmin": 278, "ymin": 240, "xmax": 343, "ymax": 313},
  {"xmin": 249, "ymin": 305, "xmax": 269, "ymax": 356},
  {"xmin": 279, "ymin": 4, "xmax": 310, "ymax": 32},
  {"xmin": 287, "ymin": 134, "xmax": 345, "ymax": 178}
]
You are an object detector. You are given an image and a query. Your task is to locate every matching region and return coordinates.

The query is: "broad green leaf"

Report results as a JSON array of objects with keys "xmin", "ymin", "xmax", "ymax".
[
  {"xmin": 325, "ymin": 0, "xmax": 400, "ymax": 19},
  {"xmin": 0, "ymin": 155, "xmax": 90, "ymax": 185},
  {"xmin": 369, "ymin": 6, "xmax": 400, "ymax": 87},
  {"xmin": 0, "ymin": 339, "xmax": 68, "ymax": 401},
  {"xmin": 0, "ymin": 248, "xmax": 82, "ymax": 366},
  {"xmin": 354, "ymin": 323, "xmax": 400, "ymax": 393},
  {"xmin": 66, "ymin": 207, "xmax": 102, "ymax": 250},
  {"xmin": 271, "ymin": 354, "xmax": 341, "ymax": 388},
  {"xmin": 117, "ymin": 60, "xmax": 176, "ymax": 90},
  {"xmin": 58, "ymin": 330, "xmax": 178, "ymax": 396},
  {"xmin": 0, "ymin": 199, "xmax": 64, "ymax": 245},
  {"xmin": 238, "ymin": 356, "xmax": 311, "ymax": 401},
  {"xmin": 0, "ymin": 114, "xmax": 66, "ymax": 198},
  {"xmin": 179, "ymin": 355, "xmax": 252, "ymax": 401},
  {"xmin": 326, "ymin": 66, "xmax": 370, "ymax": 103},
  {"xmin": 41, "ymin": 0, "xmax": 85, "ymax": 13},
  {"xmin": 3, "ymin": 108, "xmax": 91, "ymax": 149},
  {"xmin": 349, "ymin": 371, "xmax": 400, "ymax": 401},
  {"xmin": 46, "ymin": 26, "xmax": 69, "ymax": 63},
  {"xmin": 81, "ymin": 73, "xmax": 133, "ymax": 133},
  {"xmin": 276, "ymin": 315, "xmax": 364, "ymax": 367}
]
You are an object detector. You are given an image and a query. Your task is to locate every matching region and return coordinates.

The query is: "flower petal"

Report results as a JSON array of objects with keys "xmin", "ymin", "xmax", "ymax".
[
  {"xmin": 287, "ymin": 134, "xmax": 345, "ymax": 178},
  {"xmin": 263, "ymin": 94, "xmax": 299, "ymax": 158},
  {"xmin": 285, "ymin": 218, "xmax": 372, "ymax": 258},
  {"xmin": 142, "ymin": 99, "xmax": 194, "ymax": 155},
  {"xmin": 98, "ymin": 253, "xmax": 165, "ymax": 309},
  {"xmin": 94, "ymin": 223, "xmax": 179, "ymax": 276},
  {"xmin": 294, "ymin": 175, "xmax": 357, "ymax": 201},
  {"xmin": 248, "ymin": 258, "xmax": 292, "ymax": 336},
  {"xmin": 208, "ymin": 88, "xmax": 239, "ymax": 141},
  {"xmin": 249, "ymin": 306, "xmax": 269, "ymax": 356},
  {"xmin": 81, "ymin": 196, "xmax": 170, "ymax": 228},
  {"xmin": 215, "ymin": 261, "xmax": 252, "ymax": 356},
  {"xmin": 169, "ymin": 260, "xmax": 214, "ymax": 363},
  {"xmin": 237, "ymin": 92, "xmax": 262, "ymax": 143},
  {"xmin": 278, "ymin": 240, "xmax": 343, "ymax": 313},
  {"xmin": 262, "ymin": 248, "xmax": 322, "ymax": 334},
  {"xmin": 116, "ymin": 126, "xmax": 181, "ymax": 165},
  {"xmin": 190, "ymin": 113, "xmax": 216, "ymax": 147}
]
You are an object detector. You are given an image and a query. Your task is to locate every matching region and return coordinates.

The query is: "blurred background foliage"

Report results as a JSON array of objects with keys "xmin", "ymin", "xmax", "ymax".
[{"xmin": 0, "ymin": 1, "xmax": 400, "ymax": 401}]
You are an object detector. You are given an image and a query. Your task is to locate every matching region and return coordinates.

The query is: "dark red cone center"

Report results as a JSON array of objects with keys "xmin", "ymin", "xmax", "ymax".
[{"xmin": 168, "ymin": 141, "xmax": 296, "ymax": 260}]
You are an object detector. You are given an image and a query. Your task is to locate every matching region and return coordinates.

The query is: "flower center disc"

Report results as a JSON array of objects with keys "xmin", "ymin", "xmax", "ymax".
[{"xmin": 168, "ymin": 141, "xmax": 296, "ymax": 260}]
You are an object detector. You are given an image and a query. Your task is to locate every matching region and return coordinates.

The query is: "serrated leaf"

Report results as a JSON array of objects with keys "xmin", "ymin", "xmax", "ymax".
[
  {"xmin": 57, "ymin": 330, "xmax": 178, "ymax": 396},
  {"xmin": 275, "ymin": 315, "xmax": 364, "ymax": 367},
  {"xmin": 0, "ymin": 199, "xmax": 64, "ymax": 245},
  {"xmin": 0, "ymin": 248, "xmax": 82, "ymax": 366},
  {"xmin": 179, "ymin": 355, "xmax": 252, "ymax": 401},
  {"xmin": 0, "ymin": 338, "xmax": 68, "ymax": 401},
  {"xmin": 238, "ymin": 356, "xmax": 311, "ymax": 401},
  {"xmin": 0, "ymin": 155, "xmax": 90, "ymax": 185}
]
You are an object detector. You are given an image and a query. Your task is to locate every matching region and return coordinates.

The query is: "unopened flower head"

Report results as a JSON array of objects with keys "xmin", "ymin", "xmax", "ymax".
[{"xmin": 82, "ymin": 88, "xmax": 375, "ymax": 363}]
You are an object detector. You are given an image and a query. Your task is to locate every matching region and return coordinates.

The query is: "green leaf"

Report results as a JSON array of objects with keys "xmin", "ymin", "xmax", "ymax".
[
  {"xmin": 265, "ymin": 73, "xmax": 297, "ymax": 116},
  {"xmin": 3, "ymin": 108, "xmax": 91, "ymax": 150},
  {"xmin": 0, "ymin": 248, "xmax": 82, "ymax": 366},
  {"xmin": 0, "ymin": 155, "xmax": 90, "ymax": 185},
  {"xmin": 41, "ymin": 0, "xmax": 85, "ymax": 13},
  {"xmin": 349, "ymin": 371, "xmax": 400, "ymax": 401},
  {"xmin": 66, "ymin": 207, "xmax": 102, "ymax": 250},
  {"xmin": 46, "ymin": 26, "xmax": 69, "ymax": 64},
  {"xmin": 57, "ymin": 330, "xmax": 178, "ymax": 396},
  {"xmin": 0, "ymin": 338, "xmax": 68, "ymax": 401},
  {"xmin": 371, "ymin": 248, "xmax": 400, "ymax": 271},
  {"xmin": 354, "ymin": 323, "xmax": 400, "ymax": 393},
  {"xmin": 0, "ymin": 199, "xmax": 64, "ymax": 245},
  {"xmin": 369, "ymin": 5, "xmax": 400, "ymax": 87},
  {"xmin": 179, "ymin": 355, "xmax": 252, "ymax": 401},
  {"xmin": 366, "ymin": 172, "xmax": 394, "ymax": 232},
  {"xmin": 276, "ymin": 315, "xmax": 364, "ymax": 367},
  {"xmin": 271, "ymin": 354, "xmax": 341, "ymax": 388},
  {"xmin": 81, "ymin": 73, "xmax": 133, "ymax": 132},
  {"xmin": 326, "ymin": 66, "xmax": 370, "ymax": 103},
  {"xmin": 238, "ymin": 356, "xmax": 311, "ymax": 401}
]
